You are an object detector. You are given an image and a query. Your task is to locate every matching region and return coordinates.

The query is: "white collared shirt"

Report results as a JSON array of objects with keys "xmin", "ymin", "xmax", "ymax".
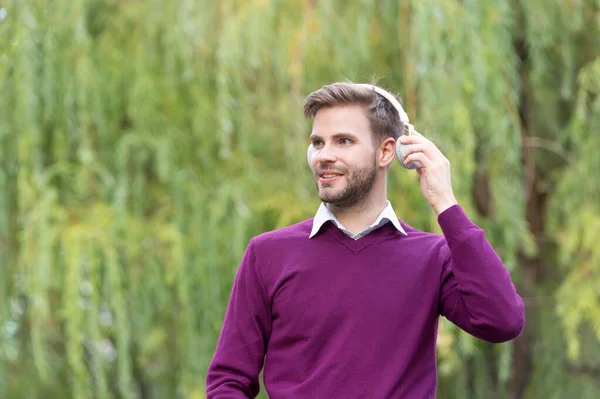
[{"xmin": 309, "ymin": 201, "xmax": 408, "ymax": 240}]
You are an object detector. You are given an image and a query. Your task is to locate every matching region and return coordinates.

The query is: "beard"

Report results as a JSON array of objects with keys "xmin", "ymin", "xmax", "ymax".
[{"xmin": 315, "ymin": 157, "xmax": 377, "ymax": 210}]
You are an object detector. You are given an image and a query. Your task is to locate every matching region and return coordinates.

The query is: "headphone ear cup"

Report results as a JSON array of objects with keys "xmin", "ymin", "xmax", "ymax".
[
  {"xmin": 396, "ymin": 137, "xmax": 422, "ymax": 170},
  {"xmin": 307, "ymin": 145, "xmax": 314, "ymax": 170}
]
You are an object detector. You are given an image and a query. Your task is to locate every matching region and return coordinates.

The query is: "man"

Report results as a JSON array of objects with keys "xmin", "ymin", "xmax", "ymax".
[{"xmin": 206, "ymin": 82, "xmax": 525, "ymax": 398}]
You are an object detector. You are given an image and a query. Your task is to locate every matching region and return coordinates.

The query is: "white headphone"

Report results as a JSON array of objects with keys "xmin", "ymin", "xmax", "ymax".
[{"xmin": 307, "ymin": 84, "xmax": 422, "ymax": 170}]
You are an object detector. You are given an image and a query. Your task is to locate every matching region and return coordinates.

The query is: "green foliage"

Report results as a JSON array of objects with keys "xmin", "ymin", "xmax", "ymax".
[{"xmin": 1, "ymin": 0, "xmax": 600, "ymax": 398}]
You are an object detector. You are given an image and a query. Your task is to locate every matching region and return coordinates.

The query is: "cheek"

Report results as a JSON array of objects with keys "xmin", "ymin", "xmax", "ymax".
[{"xmin": 349, "ymin": 151, "xmax": 376, "ymax": 169}]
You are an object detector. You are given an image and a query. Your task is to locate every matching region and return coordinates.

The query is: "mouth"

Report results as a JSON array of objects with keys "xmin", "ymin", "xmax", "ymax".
[{"xmin": 317, "ymin": 171, "xmax": 344, "ymax": 183}]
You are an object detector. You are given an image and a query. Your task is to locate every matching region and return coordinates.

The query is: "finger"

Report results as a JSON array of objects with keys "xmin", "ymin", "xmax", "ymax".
[
  {"xmin": 401, "ymin": 143, "xmax": 430, "ymax": 158},
  {"xmin": 400, "ymin": 139, "xmax": 446, "ymax": 163},
  {"xmin": 403, "ymin": 151, "xmax": 432, "ymax": 168},
  {"xmin": 399, "ymin": 131, "xmax": 432, "ymax": 145},
  {"xmin": 398, "ymin": 135, "xmax": 425, "ymax": 146},
  {"xmin": 402, "ymin": 142, "xmax": 446, "ymax": 165},
  {"xmin": 410, "ymin": 130, "xmax": 433, "ymax": 143},
  {"xmin": 412, "ymin": 131, "xmax": 444, "ymax": 156}
]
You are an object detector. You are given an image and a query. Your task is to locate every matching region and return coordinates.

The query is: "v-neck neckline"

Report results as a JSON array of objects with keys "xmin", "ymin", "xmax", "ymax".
[{"xmin": 319, "ymin": 221, "xmax": 401, "ymax": 254}]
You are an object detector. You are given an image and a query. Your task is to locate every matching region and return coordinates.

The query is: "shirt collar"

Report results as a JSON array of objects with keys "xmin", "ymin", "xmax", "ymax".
[{"xmin": 309, "ymin": 200, "xmax": 408, "ymax": 238}]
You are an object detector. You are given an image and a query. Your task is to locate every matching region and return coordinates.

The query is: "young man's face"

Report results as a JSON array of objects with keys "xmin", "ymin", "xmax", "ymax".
[{"xmin": 309, "ymin": 104, "xmax": 379, "ymax": 208}]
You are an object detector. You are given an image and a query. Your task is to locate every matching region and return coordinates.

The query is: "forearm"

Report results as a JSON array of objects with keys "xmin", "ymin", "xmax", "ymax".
[{"xmin": 439, "ymin": 205, "xmax": 525, "ymax": 343}]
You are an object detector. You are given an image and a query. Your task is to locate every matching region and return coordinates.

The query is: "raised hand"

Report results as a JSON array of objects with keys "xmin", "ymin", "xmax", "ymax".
[{"xmin": 399, "ymin": 131, "xmax": 458, "ymax": 215}]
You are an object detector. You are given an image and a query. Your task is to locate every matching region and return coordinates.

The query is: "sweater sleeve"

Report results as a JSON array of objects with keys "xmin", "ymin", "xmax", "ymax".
[
  {"xmin": 437, "ymin": 205, "xmax": 525, "ymax": 343},
  {"xmin": 206, "ymin": 239, "xmax": 272, "ymax": 398}
]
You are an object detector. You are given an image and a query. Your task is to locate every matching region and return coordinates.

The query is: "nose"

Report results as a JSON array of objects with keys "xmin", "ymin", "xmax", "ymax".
[{"xmin": 314, "ymin": 143, "xmax": 337, "ymax": 165}]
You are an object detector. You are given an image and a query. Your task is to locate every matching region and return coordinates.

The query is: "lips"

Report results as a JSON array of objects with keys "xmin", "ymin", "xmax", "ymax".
[{"xmin": 317, "ymin": 170, "xmax": 344, "ymax": 183}]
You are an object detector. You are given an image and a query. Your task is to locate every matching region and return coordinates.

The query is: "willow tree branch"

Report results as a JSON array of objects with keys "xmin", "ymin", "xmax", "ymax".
[{"xmin": 522, "ymin": 136, "xmax": 576, "ymax": 164}]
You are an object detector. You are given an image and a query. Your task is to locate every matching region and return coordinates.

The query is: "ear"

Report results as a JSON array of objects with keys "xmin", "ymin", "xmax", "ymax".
[{"xmin": 378, "ymin": 137, "xmax": 396, "ymax": 168}]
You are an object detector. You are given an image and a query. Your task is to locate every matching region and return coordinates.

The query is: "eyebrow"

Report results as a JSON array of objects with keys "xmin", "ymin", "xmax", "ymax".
[{"xmin": 309, "ymin": 132, "xmax": 359, "ymax": 141}]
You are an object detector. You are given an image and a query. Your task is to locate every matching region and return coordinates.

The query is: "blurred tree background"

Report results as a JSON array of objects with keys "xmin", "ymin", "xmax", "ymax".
[{"xmin": 1, "ymin": 0, "xmax": 600, "ymax": 398}]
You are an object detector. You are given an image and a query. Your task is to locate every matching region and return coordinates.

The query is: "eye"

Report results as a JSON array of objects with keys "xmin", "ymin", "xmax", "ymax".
[
  {"xmin": 312, "ymin": 139, "xmax": 324, "ymax": 148},
  {"xmin": 339, "ymin": 138, "xmax": 352, "ymax": 145}
]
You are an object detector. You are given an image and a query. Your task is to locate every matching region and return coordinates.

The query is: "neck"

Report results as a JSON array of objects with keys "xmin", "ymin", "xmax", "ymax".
[{"xmin": 327, "ymin": 189, "xmax": 388, "ymax": 234}]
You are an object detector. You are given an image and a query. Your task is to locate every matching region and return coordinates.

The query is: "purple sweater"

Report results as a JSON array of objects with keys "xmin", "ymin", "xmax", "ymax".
[{"xmin": 206, "ymin": 205, "xmax": 525, "ymax": 398}]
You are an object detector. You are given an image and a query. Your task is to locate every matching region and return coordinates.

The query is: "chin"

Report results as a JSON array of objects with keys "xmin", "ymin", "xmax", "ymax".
[{"xmin": 318, "ymin": 191, "xmax": 344, "ymax": 204}]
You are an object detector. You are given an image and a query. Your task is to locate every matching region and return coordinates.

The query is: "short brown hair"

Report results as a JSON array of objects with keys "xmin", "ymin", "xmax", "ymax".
[{"xmin": 303, "ymin": 82, "xmax": 404, "ymax": 145}]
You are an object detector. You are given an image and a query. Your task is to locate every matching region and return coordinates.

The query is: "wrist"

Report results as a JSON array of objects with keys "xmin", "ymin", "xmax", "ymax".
[{"xmin": 433, "ymin": 196, "xmax": 458, "ymax": 215}]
